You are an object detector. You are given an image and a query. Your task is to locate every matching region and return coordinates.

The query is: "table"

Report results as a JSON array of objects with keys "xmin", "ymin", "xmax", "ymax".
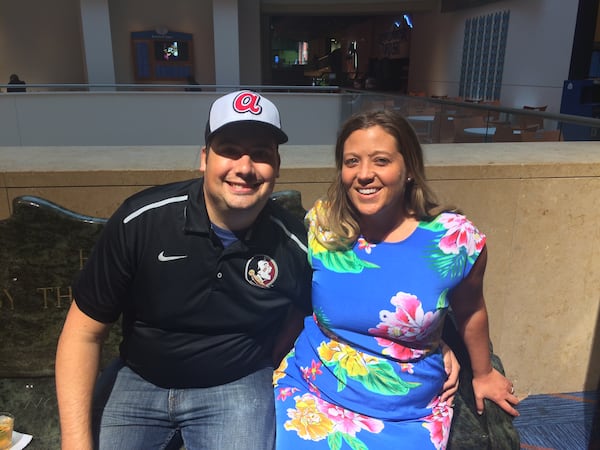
[
  {"xmin": 407, "ymin": 116, "xmax": 435, "ymax": 141},
  {"xmin": 464, "ymin": 127, "xmax": 496, "ymax": 136},
  {"xmin": 407, "ymin": 115, "xmax": 435, "ymax": 122},
  {"xmin": 408, "ymin": 115, "xmax": 455, "ymax": 142},
  {"xmin": 407, "ymin": 115, "xmax": 455, "ymax": 123},
  {"xmin": 464, "ymin": 127, "xmax": 522, "ymax": 135},
  {"xmin": 464, "ymin": 127, "xmax": 521, "ymax": 142}
]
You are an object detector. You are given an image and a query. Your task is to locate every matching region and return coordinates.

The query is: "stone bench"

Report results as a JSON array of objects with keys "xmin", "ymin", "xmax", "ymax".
[{"xmin": 0, "ymin": 193, "xmax": 519, "ymax": 449}]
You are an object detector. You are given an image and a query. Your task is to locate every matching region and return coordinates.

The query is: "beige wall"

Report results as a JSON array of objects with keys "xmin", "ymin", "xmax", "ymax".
[
  {"xmin": 108, "ymin": 0, "xmax": 215, "ymax": 84},
  {"xmin": 1, "ymin": 142, "xmax": 599, "ymax": 396},
  {"xmin": 0, "ymin": 0, "xmax": 85, "ymax": 85},
  {"xmin": 428, "ymin": 172, "xmax": 600, "ymax": 397},
  {"xmin": 409, "ymin": 0, "xmax": 578, "ymax": 112}
]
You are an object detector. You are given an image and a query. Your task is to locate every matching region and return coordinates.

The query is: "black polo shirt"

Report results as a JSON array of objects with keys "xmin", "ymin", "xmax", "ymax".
[{"xmin": 73, "ymin": 178, "xmax": 312, "ymax": 388}]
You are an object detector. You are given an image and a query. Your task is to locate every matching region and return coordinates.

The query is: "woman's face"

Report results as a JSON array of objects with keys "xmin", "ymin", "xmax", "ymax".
[{"xmin": 341, "ymin": 125, "xmax": 409, "ymax": 224}]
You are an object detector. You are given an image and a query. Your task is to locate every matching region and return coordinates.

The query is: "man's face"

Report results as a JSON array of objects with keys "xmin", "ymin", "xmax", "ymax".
[{"xmin": 201, "ymin": 123, "xmax": 280, "ymax": 230}]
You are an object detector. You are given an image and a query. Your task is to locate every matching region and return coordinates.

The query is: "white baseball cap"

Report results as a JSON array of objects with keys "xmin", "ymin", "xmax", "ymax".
[{"xmin": 205, "ymin": 90, "xmax": 288, "ymax": 144}]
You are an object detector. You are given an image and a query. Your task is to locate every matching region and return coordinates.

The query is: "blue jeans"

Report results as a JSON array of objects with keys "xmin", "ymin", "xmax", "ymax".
[{"xmin": 92, "ymin": 359, "xmax": 275, "ymax": 450}]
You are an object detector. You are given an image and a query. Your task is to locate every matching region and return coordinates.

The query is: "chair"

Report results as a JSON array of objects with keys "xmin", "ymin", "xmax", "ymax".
[
  {"xmin": 493, "ymin": 124, "xmax": 522, "ymax": 142},
  {"xmin": 407, "ymin": 114, "xmax": 436, "ymax": 143},
  {"xmin": 362, "ymin": 99, "xmax": 395, "ymax": 111},
  {"xmin": 481, "ymin": 100, "xmax": 501, "ymax": 121},
  {"xmin": 407, "ymin": 105, "xmax": 437, "ymax": 116},
  {"xmin": 523, "ymin": 105, "xmax": 547, "ymax": 111},
  {"xmin": 519, "ymin": 105, "xmax": 547, "ymax": 131},
  {"xmin": 520, "ymin": 129, "xmax": 562, "ymax": 141},
  {"xmin": 430, "ymin": 111, "xmax": 455, "ymax": 143}
]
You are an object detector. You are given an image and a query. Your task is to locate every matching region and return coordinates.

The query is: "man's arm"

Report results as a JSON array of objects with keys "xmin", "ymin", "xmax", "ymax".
[
  {"xmin": 272, "ymin": 306, "xmax": 307, "ymax": 366},
  {"xmin": 440, "ymin": 341, "xmax": 460, "ymax": 405},
  {"xmin": 55, "ymin": 301, "xmax": 112, "ymax": 450}
]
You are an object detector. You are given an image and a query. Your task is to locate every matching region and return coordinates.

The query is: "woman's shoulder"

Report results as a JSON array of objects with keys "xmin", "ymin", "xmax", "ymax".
[
  {"xmin": 420, "ymin": 211, "xmax": 485, "ymax": 238},
  {"xmin": 427, "ymin": 210, "xmax": 475, "ymax": 225},
  {"xmin": 419, "ymin": 211, "xmax": 486, "ymax": 258},
  {"xmin": 307, "ymin": 198, "xmax": 327, "ymax": 214},
  {"xmin": 305, "ymin": 198, "xmax": 327, "ymax": 226}
]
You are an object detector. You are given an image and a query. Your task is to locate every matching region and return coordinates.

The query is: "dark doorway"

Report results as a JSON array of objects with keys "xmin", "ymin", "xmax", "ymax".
[{"xmin": 266, "ymin": 15, "xmax": 413, "ymax": 91}]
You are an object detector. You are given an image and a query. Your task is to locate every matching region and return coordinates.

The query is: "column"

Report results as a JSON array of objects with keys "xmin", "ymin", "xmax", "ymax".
[
  {"xmin": 238, "ymin": 0, "xmax": 261, "ymax": 85},
  {"xmin": 79, "ymin": 0, "xmax": 116, "ymax": 89},
  {"xmin": 212, "ymin": 0, "xmax": 240, "ymax": 87}
]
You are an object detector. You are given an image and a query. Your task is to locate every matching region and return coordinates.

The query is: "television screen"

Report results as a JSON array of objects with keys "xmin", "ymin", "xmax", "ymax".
[{"xmin": 154, "ymin": 40, "xmax": 189, "ymax": 61}]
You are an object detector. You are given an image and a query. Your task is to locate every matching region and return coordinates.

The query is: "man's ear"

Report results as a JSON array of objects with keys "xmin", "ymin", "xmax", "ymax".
[{"xmin": 200, "ymin": 146, "xmax": 208, "ymax": 172}]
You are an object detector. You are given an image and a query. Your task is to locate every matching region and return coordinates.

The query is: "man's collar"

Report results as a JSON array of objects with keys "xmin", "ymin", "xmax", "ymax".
[
  {"xmin": 183, "ymin": 178, "xmax": 211, "ymax": 234},
  {"xmin": 183, "ymin": 178, "xmax": 274, "ymax": 239}
]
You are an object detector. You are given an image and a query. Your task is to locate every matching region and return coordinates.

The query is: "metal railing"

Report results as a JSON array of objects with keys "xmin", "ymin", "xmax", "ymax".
[{"xmin": 340, "ymin": 90, "xmax": 600, "ymax": 143}]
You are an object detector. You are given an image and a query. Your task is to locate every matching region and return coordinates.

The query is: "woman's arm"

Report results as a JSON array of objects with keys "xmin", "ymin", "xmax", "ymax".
[{"xmin": 449, "ymin": 246, "xmax": 519, "ymax": 416}]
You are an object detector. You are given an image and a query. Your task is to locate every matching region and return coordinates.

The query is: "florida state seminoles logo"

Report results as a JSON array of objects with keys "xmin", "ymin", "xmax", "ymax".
[
  {"xmin": 245, "ymin": 255, "xmax": 278, "ymax": 288},
  {"xmin": 233, "ymin": 92, "xmax": 262, "ymax": 115}
]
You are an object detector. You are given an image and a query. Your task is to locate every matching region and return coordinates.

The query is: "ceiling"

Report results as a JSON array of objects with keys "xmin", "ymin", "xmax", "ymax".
[
  {"xmin": 261, "ymin": 0, "xmax": 438, "ymax": 15},
  {"xmin": 270, "ymin": 15, "xmax": 376, "ymax": 41}
]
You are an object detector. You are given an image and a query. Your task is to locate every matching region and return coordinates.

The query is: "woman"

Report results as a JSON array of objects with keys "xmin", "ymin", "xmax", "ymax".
[{"xmin": 274, "ymin": 109, "xmax": 519, "ymax": 449}]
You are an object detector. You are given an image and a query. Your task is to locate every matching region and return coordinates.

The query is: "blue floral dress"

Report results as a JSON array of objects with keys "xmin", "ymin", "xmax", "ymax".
[{"xmin": 274, "ymin": 201, "xmax": 486, "ymax": 450}]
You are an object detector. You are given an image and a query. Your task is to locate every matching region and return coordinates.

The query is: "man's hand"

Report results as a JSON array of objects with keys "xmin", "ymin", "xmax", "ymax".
[{"xmin": 440, "ymin": 341, "xmax": 460, "ymax": 405}]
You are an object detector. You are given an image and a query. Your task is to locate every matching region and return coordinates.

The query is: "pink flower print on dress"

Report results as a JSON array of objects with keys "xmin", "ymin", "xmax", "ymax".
[
  {"xmin": 301, "ymin": 360, "xmax": 323, "ymax": 381},
  {"xmin": 315, "ymin": 396, "xmax": 385, "ymax": 437},
  {"xmin": 369, "ymin": 292, "xmax": 441, "ymax": 360},
  {"xmin": 399, "ymin": 362, "xmax": 414, "ymax": 374},
  {"xmin": 422, "ymin": 397, "xmax": 453, "ymax": 450},
  {"xmin": 357, "ymin": 237, "xmax": 376, "ymax": 254},
  {"xmin": 277, "ymin": 386, "xmax": 299, "ymax": 401},
  {"xmin": 437, "ymin": 213, "xmax": 485, "ymax": 256}
]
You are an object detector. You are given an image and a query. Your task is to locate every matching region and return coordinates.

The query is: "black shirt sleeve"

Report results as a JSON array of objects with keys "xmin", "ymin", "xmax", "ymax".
[{"xmin": 73, "ymin": 203, "xmax": 133, "ymax": 323}]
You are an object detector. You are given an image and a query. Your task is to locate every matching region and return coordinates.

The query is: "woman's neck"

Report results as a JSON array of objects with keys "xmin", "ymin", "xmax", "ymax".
[{"xmin": 360, "ymin": 214, "xmax": 418, "ymax": 244}]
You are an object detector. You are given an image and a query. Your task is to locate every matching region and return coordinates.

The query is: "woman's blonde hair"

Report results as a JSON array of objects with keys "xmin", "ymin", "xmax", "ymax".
[{"xmin": 316, "ymin": 109, "xmax": 449, "ymax": 251}]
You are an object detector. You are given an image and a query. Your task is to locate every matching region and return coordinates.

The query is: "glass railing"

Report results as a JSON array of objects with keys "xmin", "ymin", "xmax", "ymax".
[{"xmin": 339, "ymin": 90, "xmax": 600, "ymax": 144}]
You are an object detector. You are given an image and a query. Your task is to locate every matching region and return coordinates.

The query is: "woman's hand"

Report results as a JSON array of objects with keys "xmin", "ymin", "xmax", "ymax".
[
  {"xmin": 472, "ymin": 368, "xmax": 520, "ymax": 416},
  {"xmin": 440, "ymin": 341, "xmax": 460, "ymax": 405}
]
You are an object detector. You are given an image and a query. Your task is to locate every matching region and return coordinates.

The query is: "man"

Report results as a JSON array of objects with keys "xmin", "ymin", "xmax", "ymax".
[{"xmin": 55, "ymin": 90, "xmax": 312, "ymax": 450}]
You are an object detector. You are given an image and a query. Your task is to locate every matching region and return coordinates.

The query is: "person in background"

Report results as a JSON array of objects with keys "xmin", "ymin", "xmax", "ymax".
[
  {"xmin": 7, "ymin": 74, "xmax": 26, "ymax": 92},
  {"xmin": 55, "ymin": 90, "xmax": 312, "ymax": 450},
  {"xmin": 185, "ymin": 75, "xmax": 202, "ymax": 91},
  {"xmin": 274, "ymin": 109, "xmax": 519, "ymax": 449}
]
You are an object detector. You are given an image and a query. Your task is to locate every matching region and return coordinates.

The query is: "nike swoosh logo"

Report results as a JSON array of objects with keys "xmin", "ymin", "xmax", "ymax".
[{"xmin": 158, "ymin": 251, "xmax": 188, "ymax": 262}]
